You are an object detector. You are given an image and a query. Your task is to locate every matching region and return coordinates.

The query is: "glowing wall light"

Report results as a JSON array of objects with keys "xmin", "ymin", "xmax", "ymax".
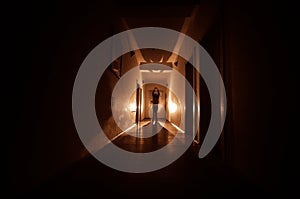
[
  {"xmin": 168, "ymin": 101, "xmax": 177, "ymax": 113},
  {"xmin": 152, "ymin": 70, "xmax": 161, "ymax": 73},
  {"xmin": 129, "ymin": 102, "xmax": 136, "ymax": 112}
]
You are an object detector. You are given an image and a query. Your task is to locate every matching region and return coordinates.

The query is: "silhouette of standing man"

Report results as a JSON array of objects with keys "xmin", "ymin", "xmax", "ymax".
[{"xmin": 152, "ymin": 87, "xmax": 160, "ymax": 125}]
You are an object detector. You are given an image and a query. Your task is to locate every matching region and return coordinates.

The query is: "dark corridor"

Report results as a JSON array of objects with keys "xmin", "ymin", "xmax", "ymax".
[{"xmin": 7, "ymin": 0, "xmax": 295, "ymax": 198}]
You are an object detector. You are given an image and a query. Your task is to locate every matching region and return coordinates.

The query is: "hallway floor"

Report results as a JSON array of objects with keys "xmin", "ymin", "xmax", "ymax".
[{"xmin": 28, "ymin": 122, "xmax": 267, "ymax": 198}]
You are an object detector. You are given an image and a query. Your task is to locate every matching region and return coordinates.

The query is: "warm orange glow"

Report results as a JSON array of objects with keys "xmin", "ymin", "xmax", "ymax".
[
  {"xmin": 140, "ymin": 69, "xmax": 151, "ymax": 73},
  {"xmin": 152, "ymin": 70, "xmax": 161, "ymax": 73},
  {"xmin": 168, "ymin": 101, "xmax": 177, "ymax": 113},
  {"xmin": 129, "ymin": 102, "xmax": 136, "ymax": 112},
  {"xmin": 159, "ymin": 56, "xmax": 164, "ymax": 63}
]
